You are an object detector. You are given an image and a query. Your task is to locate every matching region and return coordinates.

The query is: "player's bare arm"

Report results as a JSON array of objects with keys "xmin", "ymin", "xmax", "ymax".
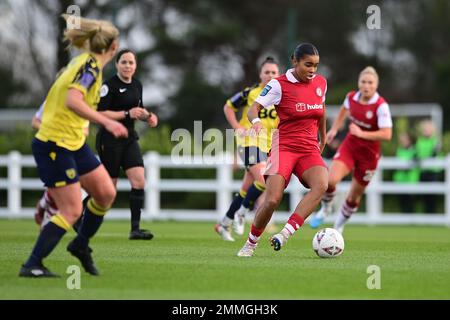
[
  {"xmin": 247, "ymin": 102, "xmax": 264, "ymax": 135},
  {"xmin": 224, "ymin": 103, "xmax": 247, "ymax": 137},
  {"xmin": 327, "ymin": 105, "xmax": 349, "ymax": 143},
  {"xmin": 349, "ymin": 124, "xmax": 392, "ymax": 141},
  {"xmin": 66, "ymin": 89, "xmax": 128, "ymax": 138}
]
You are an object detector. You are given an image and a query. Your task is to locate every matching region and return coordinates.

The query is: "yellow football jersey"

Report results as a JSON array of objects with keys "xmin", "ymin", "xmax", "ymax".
[
  {"xmin": 226, "ymin": 84, "xmax": 279, "ymax": 152},
  {"xmin": 36, "ymin": 53, "xmax": 102, "ymax": 151}
]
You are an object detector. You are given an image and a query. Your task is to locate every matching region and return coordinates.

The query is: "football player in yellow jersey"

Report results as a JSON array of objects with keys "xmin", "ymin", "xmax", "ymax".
[
  {"xmin": 20, "ymin": 15, "xmax": 128, "ymax": 278},
  {"xmin": 215, "ymin": 57, "xmax": 280, "ymax": 241},
  {"xmin": 31, "ymin": 68, "xmax": 91, "ymax": 230}
]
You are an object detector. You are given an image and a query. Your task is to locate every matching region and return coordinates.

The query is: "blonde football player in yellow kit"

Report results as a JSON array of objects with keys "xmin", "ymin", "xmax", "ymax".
[{"xmin": 20, "ymin": 15, "xmax": 128, "ymax": 277}]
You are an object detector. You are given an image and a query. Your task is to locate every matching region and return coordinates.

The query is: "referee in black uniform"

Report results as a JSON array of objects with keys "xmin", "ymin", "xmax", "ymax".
[{"xmin": 96, "ymin": 49, "xmax": 158, "ymax": 240}]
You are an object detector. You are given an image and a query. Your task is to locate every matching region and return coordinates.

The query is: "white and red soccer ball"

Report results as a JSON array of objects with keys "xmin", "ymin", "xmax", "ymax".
[{"xmin": 312, "ymin": 228, "xmax": 345, "ymax": 258}]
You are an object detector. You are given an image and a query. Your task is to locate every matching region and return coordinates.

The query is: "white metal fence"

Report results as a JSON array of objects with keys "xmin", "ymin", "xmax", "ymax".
[{"xmin": 1, "ymin": 151, "xmax": 450, "ymax": 226}]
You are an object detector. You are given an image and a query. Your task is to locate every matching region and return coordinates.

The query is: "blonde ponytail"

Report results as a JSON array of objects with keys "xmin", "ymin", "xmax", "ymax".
[{"xmin": 61, "ymin": 14, "xmax": 119, "ymax": 54}]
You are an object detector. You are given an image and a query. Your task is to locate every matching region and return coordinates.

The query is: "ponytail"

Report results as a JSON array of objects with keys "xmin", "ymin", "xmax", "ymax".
[{"xmin": 61, "ymin": 14, "xmax": 119, "ymax": 54}]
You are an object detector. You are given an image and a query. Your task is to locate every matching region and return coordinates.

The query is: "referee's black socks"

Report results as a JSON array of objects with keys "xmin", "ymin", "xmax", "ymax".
[{"xmin": 130, "ymin": 188, "xmax": 144, "ymax": 231}]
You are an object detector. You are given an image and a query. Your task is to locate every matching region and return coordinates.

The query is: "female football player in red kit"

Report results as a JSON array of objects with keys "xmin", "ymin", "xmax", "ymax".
[
  {"xmin": 237, "ymin": 43, "xmax": 329, "ymax": 257},
  {"xmin": 309, "ymin": 66, "xmax": 392, "ymax": 233}
]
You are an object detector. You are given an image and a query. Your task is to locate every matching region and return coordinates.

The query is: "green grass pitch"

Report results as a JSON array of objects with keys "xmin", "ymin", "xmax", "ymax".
[{"xmin": 1, "ymin": 219, "xmax": 449, "ymax": 299}]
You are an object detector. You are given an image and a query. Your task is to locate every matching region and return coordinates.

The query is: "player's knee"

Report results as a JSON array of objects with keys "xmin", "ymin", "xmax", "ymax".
[
  {"xmin": 96, "ymin": 185, "xmax": 116, "ymax": 207},
  {"xmin": 265, "ymin": 195, "xmax": 281, "ymax": 210},
  {"xmin": 105, "ymin": 187, "xmax": 117, "ymax": 205},
  {"xmin": 316, "ymin": 180, "xmax": 328, "ymax": 195},
  {"xmin": 328, "ymin": 177, "xmax": 338, "ymax": 189},
  {"xmin": 130, "ymin": 178, "xmax": 145, "ymax": 190},
  {"xmin": 346, "ymin": 195, "xmax": 361, "ymax": 206},
  {"xmin": 308, "ymin": 179, "xmax": 328, "ymax": 201},
  {"xmin": 68, "ymin": 211, "xmax": 82, "ymax": 224},
  {"xmin": 62, "ymin": 205, "xmax": 83, "ymax": 224}
]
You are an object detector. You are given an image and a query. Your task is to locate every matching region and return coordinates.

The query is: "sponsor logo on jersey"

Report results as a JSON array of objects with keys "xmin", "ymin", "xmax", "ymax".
[
  {"xmin": 296, "ymin": 103, "xmax": 306, "ymax": 112},
  {"xmin": 260, "ymin": 85, "xmax": 272, "ymax": 96},
  {"xmin": 295, "ymin": 103, "xmax": 323, "ymax": 112},
  {"xmin": 119, "ymin": 88, "xmax": 127, "ymax": 93},
  {"xmin": 349, "ymin": 116, "xmax": 371, "ymax": 129}
]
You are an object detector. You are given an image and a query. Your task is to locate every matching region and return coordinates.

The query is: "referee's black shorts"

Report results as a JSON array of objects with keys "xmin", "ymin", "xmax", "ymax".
[{"xmin": 96, "ymin": 137, "xmax": 144, "ymax": 179}]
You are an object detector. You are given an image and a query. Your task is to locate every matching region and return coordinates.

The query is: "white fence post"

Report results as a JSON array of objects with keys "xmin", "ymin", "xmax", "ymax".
[
  {"xmin": 216, "ymin": 154, "xmax": 232, "ymax": 220},
  {"xmin": 445, "ymin": 155, "xmax": 450, "ymax": 227},
  {"xmin": 8, "ymin": 151, "xmax": 21, "ymax": 216},
  {"xmin": 366, "ymin": 168, "xmax": 382, "ymax": 225},
  {"xmin": 146, "ymin": 152, "xmax": 160, "ymax": 220}
]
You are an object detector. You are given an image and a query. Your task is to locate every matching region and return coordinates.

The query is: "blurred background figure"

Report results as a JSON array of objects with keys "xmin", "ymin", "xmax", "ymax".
[
  {"xmin": 393, "ymin": 132, "xmax": 419, "ymax": 213},
  {"xmin": 309, "ymin": 66, "xmax": 393, "ymax": 233},
  {"xmin": 416, "ymin": 119, "xmax": 443, "ymax": 213},
  {"xmin": 215, "ymin": 57, "xmax": 280, "ymax": 242}
]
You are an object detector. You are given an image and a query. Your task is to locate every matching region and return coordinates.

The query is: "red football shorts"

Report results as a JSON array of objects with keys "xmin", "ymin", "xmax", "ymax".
[
  {"xmin": 264, "ymin": 148, "xmax": 326, "ymax": 188},
  {"xmin": 333, "ymin": 139, "xmax": 380, "ymax": 186}
]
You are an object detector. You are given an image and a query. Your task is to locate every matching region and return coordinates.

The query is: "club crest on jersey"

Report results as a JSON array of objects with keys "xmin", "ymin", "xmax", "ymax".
[
  {"xmin": 366, "ymin": 110, "xmax": 374, "ymax": 119},
  {"xmin": 316, "ymin": 87, "xmax": 323, "ymax": 97},
  {"xmin": 260, "ymin": 85, "xmax": 272, "ymax": 96},
  {"xmin": 65, "ymin": 168, "xmax": 77, "ymax": 179}
]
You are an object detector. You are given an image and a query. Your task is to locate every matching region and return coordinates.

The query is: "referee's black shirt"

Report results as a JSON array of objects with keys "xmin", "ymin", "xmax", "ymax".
[{"xmin": 97, "ymin": 74, "xmax": 144, "ymax": 143}]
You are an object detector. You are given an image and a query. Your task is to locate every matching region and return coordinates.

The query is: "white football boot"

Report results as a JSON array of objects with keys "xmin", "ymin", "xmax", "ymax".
[
  {"xmin": 269, "ymin": 232, "xmax": 289, "ymax": 251},
  {"xmin": 214, "ymin": 224, "xmax": 235, "ymax": 242},
  {"xmin": 237, "ymin": 241, "xmax": 257, "ymax": 257},
  {"xmin": 233, "ymin": 206, "xmax": 249, "ymax": 235}
]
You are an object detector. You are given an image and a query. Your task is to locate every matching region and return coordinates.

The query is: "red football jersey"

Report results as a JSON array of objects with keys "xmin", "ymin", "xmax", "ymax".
[
  {"xmin": 343, "ymin": 90, "xmax": 392, "ymax": 154},
  {"xmin": 256, "ymin": 69, "xmax": 327, "ymax": 153}
]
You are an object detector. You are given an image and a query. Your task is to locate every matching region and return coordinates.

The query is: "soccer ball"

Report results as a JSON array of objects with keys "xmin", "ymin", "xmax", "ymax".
[{"xmin": 312, "ymin": 228, "xmax": 345, "ymax": 258}]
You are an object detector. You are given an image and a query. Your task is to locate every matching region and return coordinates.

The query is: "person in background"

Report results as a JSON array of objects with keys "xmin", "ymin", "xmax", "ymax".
[
  {"xmin": 309, "ymin": 66, "xmax": 392, "ymax": 233},
  {"xmin": 93, "ymin": 49, "xmax": 158, "ymax": 240},
  {"xmin": 393, "ymin": 132, "xmax": 419, "ymax": 213},
  {"xmin": 215, "ymin": 57, "xmax": 280, "ymax": 242},
  {"xmin": 416, "ymin": 120, "xmax": 443, "ymax": 213}
]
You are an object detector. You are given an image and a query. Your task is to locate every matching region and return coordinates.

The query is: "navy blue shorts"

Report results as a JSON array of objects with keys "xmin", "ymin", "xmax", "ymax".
[
  {"xmin": 32, "ymin": 138, "xmax": 101, "ymax": 187},
  {"xmin": 237, "ymin": 146, "xmax": 268, "ymax": 170}
]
